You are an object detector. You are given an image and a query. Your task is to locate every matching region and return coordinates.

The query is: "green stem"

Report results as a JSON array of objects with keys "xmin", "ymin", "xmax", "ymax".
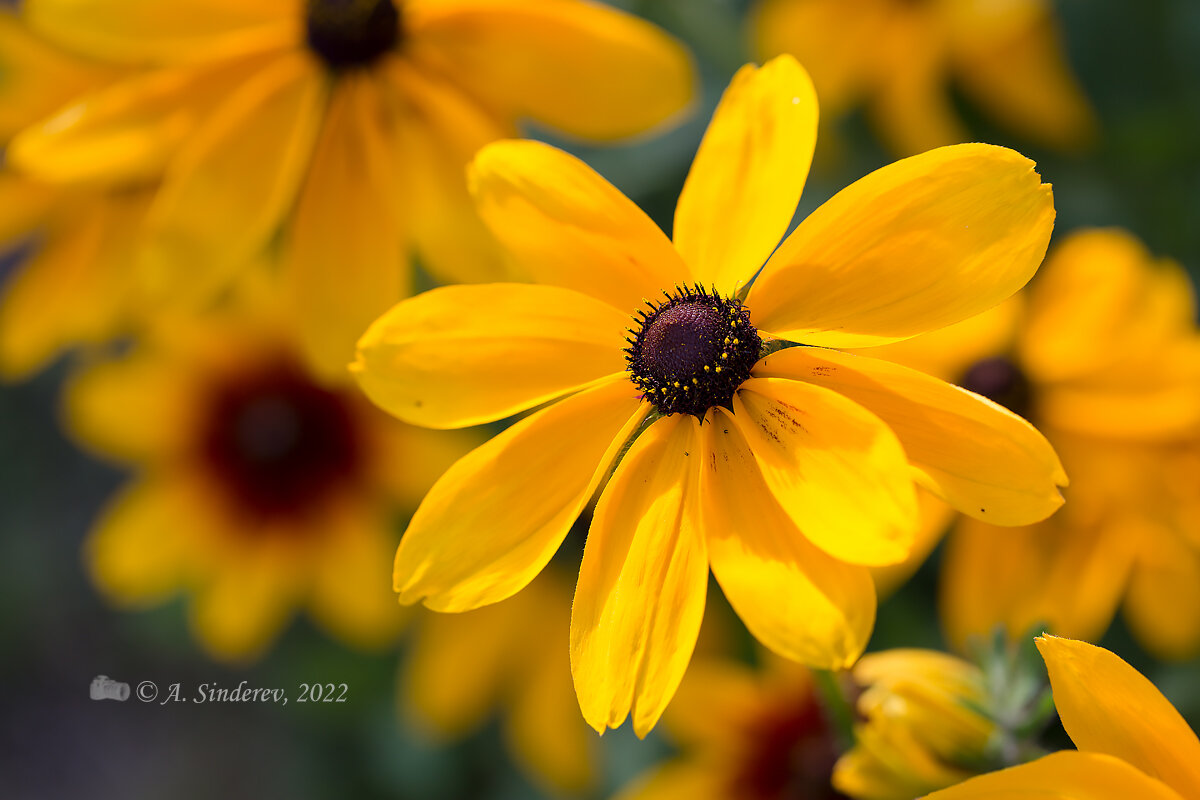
[{"xmin": 813, "ymin": 668, "xmax": 856, "ymax": 753}]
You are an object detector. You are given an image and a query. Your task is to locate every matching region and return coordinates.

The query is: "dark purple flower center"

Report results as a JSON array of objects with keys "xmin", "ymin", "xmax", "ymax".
[
  {"xmin": 625, "ymin": 285, "xmax": 761, "ymax": 418},
  {"xmin": 731, "ymin": 692, "xmax": 847, "ymax": 800},
  {"xmin": 959, "ymin": 356, "xmax": 1034, "ymax": 419},
  {"xmin": 199, "ymin": 364, "xmax": 363, "ymax": 522},
  {"xmin": 306, "ymin": 0, "xmax": 401, "ymax": 70}
]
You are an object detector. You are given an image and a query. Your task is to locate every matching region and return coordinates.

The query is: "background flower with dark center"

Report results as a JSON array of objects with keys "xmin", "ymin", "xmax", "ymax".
[
  {"xmin": 67, "ymin": 282, "xmax": 478, "ymax": 660},
  {"xmin": 753, "ymin": 0, "xmax": 1097, "ymax": 156},
  {"xmin": 354, "ymin": 54, "xmax": 1065, "ymax": 735},
  {"xmin": 7, "ymin": 0, "xmax": 696, "ymax": 380},
  {"xmin": 868, "ymin": 229, "xmax": 1200, "ymax": 659},
  {"xmin": 924, "ymin": 636, "xmax": 1200, "ymax": 800},
  {"xmin": 614, "ymin": 655, "xmax": 846, "ymax": 800}
]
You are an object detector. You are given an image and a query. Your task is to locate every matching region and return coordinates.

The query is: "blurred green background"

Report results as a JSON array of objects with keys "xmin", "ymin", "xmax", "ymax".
[{"xmin": 2, "ymin": 0, "xmax": 1199, "ymax": 797}]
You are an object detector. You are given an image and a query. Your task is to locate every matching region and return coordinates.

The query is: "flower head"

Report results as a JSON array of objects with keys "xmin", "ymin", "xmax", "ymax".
[
  {"xmin": 7, "ymin": 0, "xmax": 695, "ymax": 378},
  {"xmin": 71, "ymin": 284, "xmax": 478, "ymax": 660},
  {"xmin": 355, "ymin": 54, "xmax": 1064, "ymax": 735},
  {"xmin": 924, "ymin": 636, "xmax": 1200, "ymax": 799}
]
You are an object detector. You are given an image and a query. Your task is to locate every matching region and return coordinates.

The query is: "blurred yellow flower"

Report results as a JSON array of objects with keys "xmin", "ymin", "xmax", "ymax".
[
  {"xmin": 753, "ymin": 0, "xmax": 1097, "ymax": 155},
  {"xmin": 924, "ymin": 636, "xmax": 1200, "ymax": 800},
  {"xmin": 69, "ymin": 287, "xmax": 477, "ymax": 661},
  {"xmin": 400, "ymin": 571, "xmax": 597, "ymax": 796},
  {"xmin": 616, "ymin": 656, "xmax": 843, "ymax": 800},
  {"xmin": 833, "ymin": 650, "xmax": 996, "ymax": 800},
  {"xmin": 873, "ymin": 229, "xmax": 1200, "ymax": 659},
  {"xmin": 355, "ymin": 55, "xmax": 1064, "ymax": 735},
  {"xmin": 8, "ymin": 0, "xmax": 695, "ymax": 378}
]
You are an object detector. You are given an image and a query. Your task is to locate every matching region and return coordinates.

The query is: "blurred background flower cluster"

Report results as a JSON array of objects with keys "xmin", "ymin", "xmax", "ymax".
[{"xmin": 2, "ymin": 0, "xmax": 1199, "ymax": 798}]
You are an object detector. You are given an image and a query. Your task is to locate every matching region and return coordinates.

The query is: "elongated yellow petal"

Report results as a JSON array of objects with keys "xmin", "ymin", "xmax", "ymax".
[
  {"xmin": 9, "ymin": 56, "xmax": 265, "ymax": 186},
  {"xmin": 385, "ymin": 58, "xmax": 512, "ymax": 285},
  {"xmin": 1036, "ymin": 636, "xmax": 1200, "ymax": 797},
  {"xmin": 699, "ymin": 408, "xmax": 874, "ymax": 669},
  {"xmin": 922, "ymin": 750, "xmax": 1185, "ymax": 800},
  {"xmin": 673, "ymin": 55, "xmax": 817, "ymax": 295},
  {"xmin": 572, "ymin": 415, "xmax": 708, "ymax": 737},
  {"xmin": 394, "ymin": 375, "xmax": 646, "ymax": 612},
  {"xmin": 140, "ymin": 52, "xmax": 327, "ymax": 303},
  {"xmin": 731, "ymin": 377, "xmax": 916, "ymax": 566},
  {"xmin": 85, "ymin": 474, "xmax": 208, "ymax": 605},
  {"xmin": 307, "ymin": 502, "xmax": 407, "ymax": 650},
  {"xmin": 284, "ymin": 73, "xmax": 408, "ymax": 384},
  {"xmin": 24, "ymin": 0, "xmax": 297, "ymax": 63},
  {"xmin": 755, "ymin": 347, "xmax": 1066, "ymax": 525},
  {"xmin": 470, "ymin": 140, "xmax": 689, "ymax": 314},
  {"xmin": 353, "ymin": 283, "xmax": 630, "ymax": 429},
  {"xmin": 1123, "ymin": 531, "xmax": 1200, "ymax": 660},
  {"xmin": 405, "ymin": 0, "xmax": 694, "ymax": 140},
  {"xmin": 746, "ymin": 143, "xmax": 1054, "ymax": 347}
]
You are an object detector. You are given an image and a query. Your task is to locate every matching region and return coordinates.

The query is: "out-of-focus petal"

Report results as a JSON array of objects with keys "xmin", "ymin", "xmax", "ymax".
[{"xmin": 922, "ymin": 750, "xmax": 1185, "ymax": 800}]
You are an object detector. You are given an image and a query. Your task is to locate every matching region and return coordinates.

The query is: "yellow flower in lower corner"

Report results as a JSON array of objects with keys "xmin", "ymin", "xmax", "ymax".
[
  {"xmin": 752, "ymin": 0, "xmax": 1097, "ymax": 155},
  {"xmin": 70, "ymin": 299, "xmax": 476, "ymax": 661},
  {"xmin": 833, "ymin": 650, "xmax": 997, "ymax": 800},
  {"xmin": 924, "ymin": 636, "xmax": 1200, "ymax": 800},
  {"xmin": 355, "ymin": 55, "xmax": 1065, "ymax": 736}
]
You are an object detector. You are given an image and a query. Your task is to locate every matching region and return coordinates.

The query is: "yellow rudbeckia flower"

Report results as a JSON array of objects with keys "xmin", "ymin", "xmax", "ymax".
[
  {"xmin": 8, "ymin": 0, "xmax": 695, "ymax": 378},
  {"xmin": 833, "ymin": 650, "xmax": 998, "ymax": 799},
  {"xmin": 925, "ymin": 636, "xmax": 1200, "ymax": 800},
  {"xmin": 69, "ymin": 288, "xmax": 478, "ymax": 661},
  {"xmin": 869, "ymin": 229, "xmax": 1200, "ymax": 658},
  {"xmin": 753, "ymin": 0, "xmax": 1097, "ymax": 155},
  {"xmin": 355, "ymin": 54, "xmax": 1065, "ymax": 736}
]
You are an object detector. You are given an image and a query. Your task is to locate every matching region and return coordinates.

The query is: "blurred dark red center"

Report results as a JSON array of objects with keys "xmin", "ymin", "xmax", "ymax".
[
  {"xmin": 731, "ymin": 693, "xmax": 847, "ymax": 800},
  {"xmin": 959, "ymin": 356, "xmax": 1034, "ymax": 419},
  {"xmin": 199, "ymin": 365, "xmax": 362, "ymax": 522},
  {"xmin": 305, "ymin": 0, "xmax": 401, "ymax": 69}
]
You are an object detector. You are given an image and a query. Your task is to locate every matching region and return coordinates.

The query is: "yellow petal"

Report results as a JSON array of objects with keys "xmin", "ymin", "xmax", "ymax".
[
  {"xmin": 401, "ymin": 606, "xmax": 517, "ymax": 739},
  {"xmin": 571, "ymin": 414, "xmax": 708, "ymax": 737},
  {"xmin": 284, "ymin": 73, "xmax": 408, "ymax": 384},
  {"xmin": 699, "ymin": 407, "xmax": 875, "ymax": 669},
  {"xmin": 139, "ymin": 53, "xmax": 327, "ymax": 303},
  {"xmin": 405, "ymin": 0, "xmax": 694, "ymax": 140},
  {"xmin": 353, "ymin": 283, "xmax": 630, "ymax": 429},
  {"xmin": 24, "ymin": 0, "xmax": 297, "ymax": 63},
  {"xmin": 394, "ymin": 375, "xmax": 646, "ymax": 611},
  {"xmin": 0, "ymin": 189, "xmax": 148, "ymax": 380},
  {"xmin": 756, "ymin": 347, "xmax": 1066, "ymax": 525},
  {"xmin": 385, "ymin": 57, "xmax": 512, "ymax": 285},
  {"xmin": 85, "ymin": 474, "xmax": 207, "ymax": 605},
  {"xmin": 921, "ymin": 750, "xmax": 1185, "ymax": 800},
  {"xmin": 731, "ymin": 377, "xmax": 917, "ymax": 566},
  {"xmin": 64, "ymin": 349, "xmax": 198, "ymax": 462},
  {"xmin": 470, "ymin": 139, "xmax": 689, "ymax": 314},
  {"xmin": 1123, "ymin": 531, "xmax": 1200, "ymax": 660},
  {"xmin": 1037, "ymin": 635, "xmax": 1200, "ymax": 796},
  {"xmin": 746, "ymin": 143, "xmax": 1054, "ymax": 347},
  {"xmin": 614, "ymin": 763, "xmax": 721, "ymax": 800},
  {"xmin": 673, "ymin": 55, "xmax": 817, "ymax": 295},
  {"xmin": 190, "ymin": 539, "xmax": 301, "ymax": 662},
  {"xmin": 870, "ymin": 489, "xmax": 955, "ymax": 598},
  {"xmin": 9, "ymin": 56, "xmax": 266, "ymax": 186},
  {"xmin": 0, "ymin": 173, "xmax": 53, "ymax": 247},
  {"xmin": 940, "ymin": 515, "xmax": 1132, "ymax": 652},
  {"xmin": 307, "ymin": 502, "xmax": 407, "ymax": 650},
  {"xmin": 953, "ymin": 8, "xmax": 1097, "ymax": 151}
]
